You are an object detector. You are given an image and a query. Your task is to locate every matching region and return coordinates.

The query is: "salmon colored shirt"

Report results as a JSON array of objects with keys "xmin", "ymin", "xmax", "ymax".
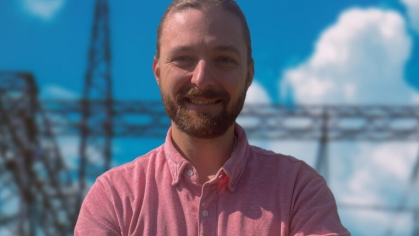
[{"xmin": 75, "ymin": 124, "xmax": 350, "ymax": 236}]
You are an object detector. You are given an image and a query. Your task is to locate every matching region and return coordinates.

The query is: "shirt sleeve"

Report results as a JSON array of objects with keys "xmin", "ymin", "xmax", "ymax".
[
  {"xmin": 289, "ymin": 175, "xmax": 350, "ymax": 236},
  {"xmin": 74, "ymin": 179, "xmax": 121, "ymax": 236}
]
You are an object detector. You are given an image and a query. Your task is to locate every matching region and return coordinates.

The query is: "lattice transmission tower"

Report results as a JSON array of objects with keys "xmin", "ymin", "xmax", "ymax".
[
  {"xmin": 76, "ymin": 0, "xmax": 113, "ymax": 210},
  {"xmin": 0, "ymin": 73, "xmax": 75, "ymax": 236},
  {"xmin": 0, "ymin": 0, "xmax": 418, "ymax": 234}
]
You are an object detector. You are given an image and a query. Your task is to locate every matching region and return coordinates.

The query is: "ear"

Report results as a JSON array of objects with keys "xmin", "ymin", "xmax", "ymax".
[
  {"xmin": 152, "ymin": 57, "xmax": 160, "ymax": 86},
  {"xmin": 245, "ymin": 61, "xmax": 254, "ymax": 89}
]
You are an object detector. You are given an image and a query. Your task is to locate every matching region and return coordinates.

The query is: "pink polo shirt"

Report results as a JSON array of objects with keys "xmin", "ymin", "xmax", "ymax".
[{"xmin": 75, "ymin": 124, "xmax": 350, "ymax": 236}]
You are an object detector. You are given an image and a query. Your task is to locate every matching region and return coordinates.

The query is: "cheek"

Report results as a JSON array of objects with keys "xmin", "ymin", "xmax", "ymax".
[
  {"xmin": 160, "ymin": 69, "xmax": 188, "ymax": 94},
  {"xmin": 221, "ymin": 72, "xmax": 248, "ymax": 95}
]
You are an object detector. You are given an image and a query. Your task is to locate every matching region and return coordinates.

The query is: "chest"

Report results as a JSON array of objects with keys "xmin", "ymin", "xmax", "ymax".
[{"xmin": 123, "ymin": 179, "xmax": 291, "ymax": 236}]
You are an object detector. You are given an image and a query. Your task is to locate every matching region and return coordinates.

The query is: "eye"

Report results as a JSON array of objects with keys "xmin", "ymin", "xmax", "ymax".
[
  {"xmin": 170, "ymin": 56, "xmax": 196, "ymax": 68},
  {"xmin": 173, "ymin": 56, "xmax": 194, "ymax": 62},
  {"xmin": 215, "ymin": 56, "xmax": 237, "ymax": 64}
]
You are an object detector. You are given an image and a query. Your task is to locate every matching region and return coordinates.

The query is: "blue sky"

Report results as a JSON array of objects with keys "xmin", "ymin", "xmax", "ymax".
[
  {"xmin": 2, "ymin": 0, "xmax": 417, "ymax": 102},
  {"xmin": 1, "ymin": 0, "xmax": 419, "ymax": 235}
]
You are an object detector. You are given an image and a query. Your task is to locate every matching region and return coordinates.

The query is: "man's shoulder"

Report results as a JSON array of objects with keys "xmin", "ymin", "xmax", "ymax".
[
  {"xmin": 248, "ymin": 145, "xmax": 320, "ymax": 177},
  {"xmin": 97, "ymin": 144, "xmax": 165, "ymax": 182}
]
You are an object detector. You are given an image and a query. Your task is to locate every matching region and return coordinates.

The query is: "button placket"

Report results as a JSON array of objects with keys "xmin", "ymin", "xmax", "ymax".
[{"xmin": 198, "ymin": 184, "xmax": 218, "ymax": 236}]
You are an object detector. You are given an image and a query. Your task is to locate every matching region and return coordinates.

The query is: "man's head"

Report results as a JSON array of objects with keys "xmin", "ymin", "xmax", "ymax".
[
  {"xmin": 155, "ymin": 0, "xmax": 253, "ymax": 66},
  {"xmin": 153, "ymin": 0, "xmax": 254, "ymax": 139}
]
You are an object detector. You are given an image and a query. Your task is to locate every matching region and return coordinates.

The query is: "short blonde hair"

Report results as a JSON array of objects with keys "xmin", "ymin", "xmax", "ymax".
[{"xmin": 155, "ymin": 0, "xmax": 253, "ymax": 65}]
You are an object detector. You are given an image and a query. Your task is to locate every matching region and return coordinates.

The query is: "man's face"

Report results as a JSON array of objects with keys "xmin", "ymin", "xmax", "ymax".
[{"xmin": 153, "ymin": 7, "xmax": 253, "ymax": 139}]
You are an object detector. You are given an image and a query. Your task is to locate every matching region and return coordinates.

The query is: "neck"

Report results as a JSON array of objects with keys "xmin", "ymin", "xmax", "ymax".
[{"xmin": 171, "ymin": 124, "xmax": 236, "ymax": 184}]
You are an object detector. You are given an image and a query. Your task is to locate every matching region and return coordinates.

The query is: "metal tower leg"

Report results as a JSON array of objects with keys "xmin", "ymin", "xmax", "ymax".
[
  {"xmin": 315, "ymin": 109, "xmax": 329, "ymax": 182},
  {"xmin": 0, "ymin": 72, "xmax": 74, "ymax": 236},
  {"xmin": 411, "ymin": 147, "xmax": 419, "ymax": 236},
  {"xmin": 77, "ymin": 0, "xmax": 113, "ymax": 211}
]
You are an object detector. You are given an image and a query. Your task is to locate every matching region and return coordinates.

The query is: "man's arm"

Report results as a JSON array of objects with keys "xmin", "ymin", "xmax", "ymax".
[
  {"xmin": 290, "ymin": 175, "xmax": 350, "ymax": 236},
  {"xmin": 74, "ymin": 180, "xmax": 121, "ymax": 236}
]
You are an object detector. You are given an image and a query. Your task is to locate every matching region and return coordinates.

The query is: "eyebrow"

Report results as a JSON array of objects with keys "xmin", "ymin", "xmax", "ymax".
[
  {"xmin": 213, "ymin": 45, "xmax": 242, "ymax": 56},
  {"xmin": 168, "ymin": 44, "xmax": 242, "ymax": 56}
]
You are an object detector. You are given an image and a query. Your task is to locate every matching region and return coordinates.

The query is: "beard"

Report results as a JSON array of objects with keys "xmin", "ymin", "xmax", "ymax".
[{"xmin": 160, "ymin": 85, "xmax": 247, "ymax": 139}]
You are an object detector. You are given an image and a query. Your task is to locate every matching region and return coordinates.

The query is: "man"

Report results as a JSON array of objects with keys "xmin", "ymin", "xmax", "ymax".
[{"xmin": 75, "ymin": 0, "xmax": 350, "ymax": 235}]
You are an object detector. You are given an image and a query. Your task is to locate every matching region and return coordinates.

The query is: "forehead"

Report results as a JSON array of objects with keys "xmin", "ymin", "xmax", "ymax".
[{"xmin": 160, "ymin": 7, "xmax": 246, "ymax": 54}]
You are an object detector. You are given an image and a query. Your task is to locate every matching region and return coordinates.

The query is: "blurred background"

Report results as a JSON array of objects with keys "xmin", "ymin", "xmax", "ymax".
[{"xmin": 1, "ymin": 0, "xmax": 419, "ymax": 235}]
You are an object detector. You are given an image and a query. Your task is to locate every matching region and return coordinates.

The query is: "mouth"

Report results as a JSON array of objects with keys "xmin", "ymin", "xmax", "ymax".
[
  {"xmin": 190, "ymin": 98, "xmax": 220, "ymax": 105},
  {"xmin": 179, "ymin": 87, "xmax": 227, "ymax": 107}
]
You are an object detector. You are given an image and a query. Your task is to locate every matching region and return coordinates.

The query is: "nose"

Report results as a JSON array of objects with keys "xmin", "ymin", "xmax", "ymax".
[{"xmin": 191, "ymin": 59, "xmax": 215, "ymax": 90}]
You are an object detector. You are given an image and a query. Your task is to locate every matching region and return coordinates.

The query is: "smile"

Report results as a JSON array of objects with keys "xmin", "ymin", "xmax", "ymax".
[{"xmin": 190, "ymin": 99, "xmax": 219, "ymax": 105}]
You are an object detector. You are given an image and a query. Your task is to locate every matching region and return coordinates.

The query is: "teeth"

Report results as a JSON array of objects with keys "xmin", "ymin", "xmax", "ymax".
[{"xmin": 190, "ymin": 99, "xmax": 217, "ymax": 105}]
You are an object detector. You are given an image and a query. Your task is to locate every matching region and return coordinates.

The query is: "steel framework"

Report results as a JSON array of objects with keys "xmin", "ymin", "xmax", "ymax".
[
  {"xmin": 41, "ymin": 101, "xmax": 419, "ymax": 141},
  {"xmin": 1, "ymin": 75, "xmax": 418, "ymax": 234},
  {"xmin": 77, "ymin": 0, "xmax": 113, "ymax": 211},
  {"xmin": 0, "ymin": 73, "xmax": 75, "ymax": 236},
  {"xmin": 0, "ymin": 0, "xmax": 418, "ymax": 234}
]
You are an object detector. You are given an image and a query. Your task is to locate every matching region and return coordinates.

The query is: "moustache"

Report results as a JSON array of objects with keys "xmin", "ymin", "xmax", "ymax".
[{"xmin": 177, "ymin": 87, "xmax": 230, "ymax": 102}]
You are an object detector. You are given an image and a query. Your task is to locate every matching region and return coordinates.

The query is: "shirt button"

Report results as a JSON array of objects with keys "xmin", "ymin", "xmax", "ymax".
[
  {"xmin": 187, "ymin": 170, "xmax": 194, "ymax": 176},
  {"xmin": 202, "ymin": 210, "xmax": 209, "ymax": 217}
]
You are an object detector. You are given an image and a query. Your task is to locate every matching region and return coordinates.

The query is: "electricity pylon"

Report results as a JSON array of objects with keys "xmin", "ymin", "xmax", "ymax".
[
  {"xmin": 76, "ymin": 0, "xmax": 113, "ymax": 211},
  {"xmin": 0, "ymin": 72, "xmax": 74, "ymax": 236}
]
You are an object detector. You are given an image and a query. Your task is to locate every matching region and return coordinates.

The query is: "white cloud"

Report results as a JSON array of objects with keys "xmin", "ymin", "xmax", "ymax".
[
  {"xmin": 22, "ymin": 0, "xmax": 65, "ymax": 21},
  {"xmin": 369, "ymin": 143, "xmax": 418, "ymax": 180},
  {"xmin": 239, "ymin": 80, "xmax": 271, "ymax": 132},
  {"xmin": 281, "ymin": 8, "xmax": 416, "ymax": 105},
  {"xmin": 41, "ymin": 85, "xmax": 79, "ymax": 99},
  {"xmin": 56, "ymin": 136, "xmax": 80, "ymax": 169},
  {"xmin": 401, "ymin": 0, "xmax": 419, "ymax": 33},
  {"xmin": 56, "ymin": 136, "xmax": 113, "ymax": 176},
  {"xmin": 239, "ymin": 80, "xmax": 271, "ymax": 146},
  {"xmin": 413, "ymin": 93, "xmax": 419, "ymax": 103},
  {"xmin": 332, "ymin": 142, "xmax": 419, "ymax": 235},
  {"xmin": 241, "ymin": 82, "xmax": 419, "ymax": 233},
  {"xmin": 241, "ymin": 81, "xmax": 319, "ymax": 165},
  {"xmin": 278, "ymin": 7, "xmax": 419, "ymax": 234},
  {"xmin": 244, "ymin": 80, "xmax": 271, "ymax": 104},
  {"xmin": 335, "ymin": 142, "xmax": 418, "ymax": 203}
]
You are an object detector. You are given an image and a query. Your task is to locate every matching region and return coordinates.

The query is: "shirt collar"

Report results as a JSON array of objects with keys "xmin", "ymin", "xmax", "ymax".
[
  {"xmin": 163, "ymin": 128, "xmax": 190, "ymax": 186},
  {"xmin": 163, "ymin": 123, "xmax": 250, "ymax": 192}
]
